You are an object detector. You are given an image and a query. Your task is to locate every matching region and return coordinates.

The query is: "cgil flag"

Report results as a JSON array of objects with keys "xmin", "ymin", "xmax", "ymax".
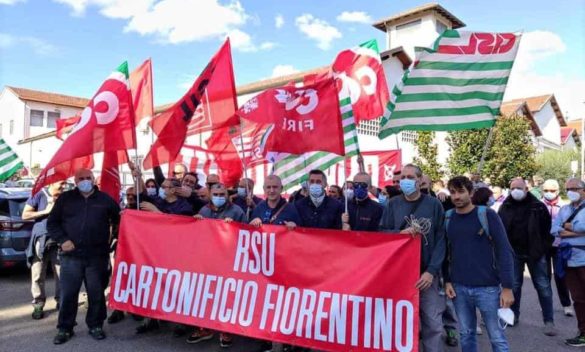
[
  {"xmin": 0, "ymin": 138, "xmax": 24, "ymax": 181},
  {"xmin": 273, "ymin": 88, "xmax": 360, "ymax": 191},
  {"xmin": 379, "ymin": 30, "xmax": 522, "ymax": 138}
]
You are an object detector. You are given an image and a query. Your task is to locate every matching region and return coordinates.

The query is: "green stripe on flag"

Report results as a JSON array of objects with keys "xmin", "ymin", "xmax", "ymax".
[
  {"xmin": 391, "ymin": 106, "xmax": 500, "ymax": 119},
  {"xmin": 396, "ymin": 91, "xmax": 505, "ymax": 103},
  {"xmin": 379, "ymin": 120, "xmax": 495, "ymax": 138},
  {"xmin": 404, "ymin": 77, "xmax": 509, "ymax": 87},
  {"xmin": 415, "ymin": 61, "xmax": 514, "ymax": 71},
  {"xmin": 0, "ymin": 138, "xmax": 23, "ymax": 181}
]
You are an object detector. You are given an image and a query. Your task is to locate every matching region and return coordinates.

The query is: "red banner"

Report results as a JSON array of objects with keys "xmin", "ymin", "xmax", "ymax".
[
  {"xmin": 110, "ymin": 210, "xmax": 420, "ymax": 352},
  {"xmin": 362, "ymin": 150, "xmax": 402, "ymax": 187}
]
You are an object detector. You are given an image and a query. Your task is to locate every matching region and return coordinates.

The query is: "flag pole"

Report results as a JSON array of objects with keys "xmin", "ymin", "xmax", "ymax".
[
  {"xmin": 238, "ymin": 117, "xmax": 251, "ymax": 219},
  {"xmin": 477, "ymin": 127, "xmax": 495, "ymax": 175}
]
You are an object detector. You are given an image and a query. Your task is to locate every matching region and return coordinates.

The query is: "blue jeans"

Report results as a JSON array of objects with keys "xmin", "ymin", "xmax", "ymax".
[
  {"xmin": 452, "ymin": 284, "xmax": 509, "ymax": 352},
  {"xmin": 512, "ymin": 254, "xmax": 554, "ymax": 323},
  {"xmin": 57, "ymin": 255, "xmax": 109, "ymax": 331}
]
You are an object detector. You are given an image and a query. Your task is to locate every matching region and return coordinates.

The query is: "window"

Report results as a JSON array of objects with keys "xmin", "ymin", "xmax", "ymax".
[
  {"xmin": 436, "ymin": 20, "xmax": 447, "ymax": 35},
  {"xmin": 9, "ymin": 120, "xmax": 14, "ymax": 135},
  {"xmin": 401, "ymin": 131, "xmax": 418, "ymax": 144},
  {"xmin": 30, "ymin": 109, "xmax": 44, "ymax": 127},
  {"xmin": 47, "ymin": 111, "xmax": 60, "ymax": 128},
  {"xmin": 396, "ymin": 19, "xmax": 422, "ymax": 32},
  {"xmin": 357, "ymin": 118, "xmax": 380, "ymax": 136}
]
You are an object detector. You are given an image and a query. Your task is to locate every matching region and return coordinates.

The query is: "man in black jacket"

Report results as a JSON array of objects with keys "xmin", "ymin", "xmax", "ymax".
[
  {"xmin": 342, "ymin": 172, "xmax": 383, "ymax": 232},
  {"xmin": 498, "ymin": 177, "xmax": 556, "ymax": 335},
  {"xmin": 47, "ymin": 169, "xmax": 121, "ymax": 345}
]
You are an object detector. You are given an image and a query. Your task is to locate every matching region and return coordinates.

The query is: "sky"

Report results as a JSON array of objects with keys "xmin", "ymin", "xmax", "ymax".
[{"xmin": 0, "ymin": 0, "xmax": 584, "ymax": 119}]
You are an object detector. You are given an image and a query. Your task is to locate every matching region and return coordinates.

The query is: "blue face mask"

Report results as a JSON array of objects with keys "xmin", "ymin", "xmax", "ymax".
[
  {"xmin": 158, "ymin": 188, "xmax": 166, "ymax": 199},
  {"xmin": 399, "ymin": 179, "xmax": 417, "ymax": 196},
  {"xmin": 212, "ymin": 196, "xmax": 226, "ymax": 208},
  {"xmin": 237, "ymin": 187, "xmax": 247, "ymax": 198},
  {"xmin": 487, "ymin": 196, "xmax": 496, "ymax": 207},
  {"xmin": 309, "ymin": 184, "xmax": 324, "ymax": 198},
  {"xmin": 77, "ymin": 180, "xmax": 93, "ymax": 193},
  {"xmin": 354, "ymin": 186, "xmax": 369, "ymax": 201},
  {"xmin": 378, "ymin": 194, "xmax": 388, "ymax": 204},
  {"xmin": 146, "ymin": 187, "xmax": 157, "ymax": 197}
]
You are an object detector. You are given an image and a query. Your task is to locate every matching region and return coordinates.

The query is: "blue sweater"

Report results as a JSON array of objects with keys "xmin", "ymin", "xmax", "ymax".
[
  {"xmin": 251, "ymin": 198, "xmax": 302, "ymax": 226},
  {"xmin": 446, "ymin": 206, "xmax": 515, "ymax": 289}
]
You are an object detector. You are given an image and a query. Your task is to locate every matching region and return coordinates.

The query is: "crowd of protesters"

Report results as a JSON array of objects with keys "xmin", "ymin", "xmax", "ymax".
[{"xmin": 22, "ymin": 161, "xmax": 585, "ymax": 350}]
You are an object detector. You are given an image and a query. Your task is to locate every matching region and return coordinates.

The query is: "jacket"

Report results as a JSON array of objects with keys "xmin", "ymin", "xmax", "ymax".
[
  {"xmin": 347, "ymin": 198, "xmax": 384, "ymax": 232},
  {"xmin": 498, "ymin": 192, "xmax": 552, "ymax": 260},
  {"xmin": 295, "ymin": 196, "xmax": 343, "ymax": 230},
  {"xmin": 47, "ymin": 187, "xmax": 121, "ymax": 257}
]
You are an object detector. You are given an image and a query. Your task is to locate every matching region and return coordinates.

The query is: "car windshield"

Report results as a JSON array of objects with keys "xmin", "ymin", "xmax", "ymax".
[{"xmin": 0, "ymin": 198, "xmax": 27, "ymax": 218}]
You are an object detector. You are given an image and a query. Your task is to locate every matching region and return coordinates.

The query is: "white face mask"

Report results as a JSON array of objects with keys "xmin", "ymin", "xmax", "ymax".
[
  {"xmin": 510, "ymin": 189, "xmax": 526, "ymax": 201},
  {"xmin": 543, "ymin": 191, "xmax": 557, "ymax": 201},
  {"xmin": 567, "ymin": 190, "xmax": 581, "ymax": 203}
]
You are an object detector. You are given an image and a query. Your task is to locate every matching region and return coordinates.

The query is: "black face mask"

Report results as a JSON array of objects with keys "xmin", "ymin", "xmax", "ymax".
[{"xmin": 421, "ymin": 188, "xmax": 429, "ymax": 195}]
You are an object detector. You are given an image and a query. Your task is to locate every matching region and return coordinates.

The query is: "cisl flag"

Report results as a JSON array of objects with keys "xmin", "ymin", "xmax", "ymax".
[
  {"xmin": 332, "ymin": 39, "xmax": 390, "ymax": 124},
  {"xmin": 144, "ymin": 39, "xmax": 238, "ymax": 169},
  {"xmin": 33, "ymin": 62, "xmax": 136, "ymax": 195},
  {"xmin": 238, "ymin": 76, "xmax": 344, "ymax": 156}
]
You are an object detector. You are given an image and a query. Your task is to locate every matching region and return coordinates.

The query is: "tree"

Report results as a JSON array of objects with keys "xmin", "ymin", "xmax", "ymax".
[
  {"xmin": 484, "ymin": 115, "xmax": 537, "ymax": 187},
  {"xmin": 446, "ymin": 128, "xmax": 490, "ymax": 176},
  {"xmin": 535, "ymin": 149, "xmax": 581, "ymax": 188},
  {"xmin": 413, "ymin": 131, "xmax": 442, "ymax": 180}
]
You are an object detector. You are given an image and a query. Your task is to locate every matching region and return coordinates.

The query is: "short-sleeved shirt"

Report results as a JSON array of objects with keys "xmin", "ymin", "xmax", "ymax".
[{"xmin": 26, "ymin": 189, "xmax": 52, "ymax": 239}]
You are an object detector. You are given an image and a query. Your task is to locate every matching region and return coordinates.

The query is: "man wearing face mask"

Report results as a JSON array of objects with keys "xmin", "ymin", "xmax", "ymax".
[
  {"xmin": 139, "ymin": 178, "xmax": 194, "ymax": 216},
  {"xmin": 552, "ymin": 178, "xmax": 585, "ymax": 347},
  {"xmin": 541, "ymin": 179, "xmax": 574, "ymax": 317},
  {"xmin": 47, "ymin": 169, "xmax": 121, "ymax": 344},
  {"xmin": 341, "ymin": 172, "xmax": 383, "ymax": 232},
  {"xmin": 420, "ymin": 174, "xmax": 437, "ymax": 197},
  {"xmin": 379, "ymin": 163, "xmax": 446, "ymax": 352},
  {"xmin": 176, "ymin": 172, "xmax": 206, "ymax": 214},
  {"xmin": 233, "ymin": 178, "xmax": 262, "ymax": 216},
  {"xmin": 498, "ymin": 177, "xmax": 555, "ymax": 335},
  {"xmin": 294, "ymin": 169, "xmax": 343, "ymax": 229}
]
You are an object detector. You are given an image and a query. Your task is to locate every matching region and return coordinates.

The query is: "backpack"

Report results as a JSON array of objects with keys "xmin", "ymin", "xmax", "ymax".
[{"xmin": 445, "ymin": 205, "xmax": 496, "ymax": 269}]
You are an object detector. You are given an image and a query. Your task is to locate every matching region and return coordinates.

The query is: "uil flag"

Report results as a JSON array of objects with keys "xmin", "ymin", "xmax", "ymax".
[
  {"xmin": 332, "ymin": 39, "xmax": 390, "ymax": 124},
  {"xmin": 33, "ymin": 61, "xmax": 136, "ymax": 195},
  {"xmin": 237, "ymin": 76, "xmax": 344, "ymax": 156},
  {"xmin": 130, "ymin": 58, "xmax": 154, "ymax": 128},
  {"xmin": 143, "ymin": 39, "xmax": 238, "ymax": 169}
]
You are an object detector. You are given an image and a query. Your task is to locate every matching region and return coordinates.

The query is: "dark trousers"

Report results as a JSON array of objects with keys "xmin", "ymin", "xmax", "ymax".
[
  {"xmin": 547, "ymin": 248, "xmax": 572, "ymax": 307},
  {"xmin": 512, "ymin": 254, "xmax": 554, "ymax": 323},
  {"xmin": 565, "ymin": 266, "xmax": 585, "ymax": 335},
  {"xmin": 57, "ymin": 255, "xmax": 109, "ymax": 331}
]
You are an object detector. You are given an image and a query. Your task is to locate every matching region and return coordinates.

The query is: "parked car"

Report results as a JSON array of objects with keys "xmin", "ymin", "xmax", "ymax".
[
  {"xmin": 16, "ymin": 178, "xmax": 35, "ymax": 188},
  {"xmin": 0, "ymin": 188, "xmax": 33, "ymax": 269}
]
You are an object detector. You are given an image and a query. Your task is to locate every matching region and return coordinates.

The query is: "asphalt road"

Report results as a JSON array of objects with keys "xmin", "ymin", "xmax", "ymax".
[{"xmin": 0, "ymin": 265, "xmax": 580, "ymax": 352}]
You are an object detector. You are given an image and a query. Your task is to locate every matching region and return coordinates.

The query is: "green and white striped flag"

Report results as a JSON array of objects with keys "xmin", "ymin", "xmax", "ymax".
[
  {"xmin": 379, "ymin": 30, "xmax": 522, "ymax": 138},
  {"xmin": 273, "ymin": 91, "xmax": 359, "ymax": 191},
  {"xmin": 0, "ymin": 139, "xmax": 24, "ymax": 181}
]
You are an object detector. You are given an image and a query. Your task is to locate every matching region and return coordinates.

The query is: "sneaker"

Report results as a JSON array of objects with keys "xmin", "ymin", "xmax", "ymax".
[
  {"xmin": 219, "ymin": 333, "xmax": 233, "ymax": 348},
  {"xmin": 543, "ymin": 322, "xmax": 557, "ymax": 336},
  {"xmin": 186, "ymin": 329, "xmax": 214, "ymax": 344},
  {"xmin": 565, "ymin": 335, "xmax": 585, "ymax": 347},
  {"xmin": 107, "ymin": 310, "xmax": 125, "ymax": 324},
  {"xmin": 53, "ymin": 330, "xmax": 74, "ymax": 345},
  {"xmin": 32, "ymin": 306, "xmax": 44, "ymax": 320},
  {"xmin": 445, "ymin": 328, "xmax": 458, "ymax": 347},
  {"xmin": 88, "ymin": 327, "xmax": 106, "ymax": 340},
  {"xmin": 476, "ymin": 325, "xmax": 483, "ymax": 335},
  {"xmin": 136, "ymin": 319, "xmax": 160, "ymax": 334},
  {"xmin": 564, "ymin": 306, "xmax": 575, "ymax": 317}
]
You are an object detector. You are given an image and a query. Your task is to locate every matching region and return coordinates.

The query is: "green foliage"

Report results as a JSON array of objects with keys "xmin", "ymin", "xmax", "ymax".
[
  {"xmin": 413, "ymin": 131, "xmax": 442, "ymax": 180},
  {"xmin": 535, "ymin": 149, "xmax": 581, "ymax": 187},
  {"xmin": 484, "ymin": 115, "xmax": 537, "ymax": 187},
  {"xmin": 446, "ymin": 128, "xmax": 490, "ymax": 176}
]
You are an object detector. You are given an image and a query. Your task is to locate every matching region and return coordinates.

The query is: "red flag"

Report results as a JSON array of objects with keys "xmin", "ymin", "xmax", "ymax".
[
  {"xmin": 205, "ymin": 125, "xmax": 243, "ymax": 186},
  {"xmin": 331, "ymin": 42, "xmax": 389, "ymax": 124},
  {"xmin": 130, "ymin": 59, "xmax": 154, "ymax": 127},
  {"xmin": 362, "ymin": 150, "xmax": 402, "ymax": 187},
  {"xmin": 55, "ymin": 115, "xmax": 81, "ymax": 141},
  {"xmin": 229, "ymin": 118, "xmax": 272, "ymax": 168},
  {"xmin": 100, "ymin": 150, "xmax": 129, "ymax": 201},
  {"xmin": 33, "ymin": 61, "xmax": 136, "ymax": 195},
  {"xmin": 238, "ymin": 76, "xmax": 344, "ymax": 156},
  {"xmin": 143, "ymin": 39, "xmax": 238, "ymax": 169}
]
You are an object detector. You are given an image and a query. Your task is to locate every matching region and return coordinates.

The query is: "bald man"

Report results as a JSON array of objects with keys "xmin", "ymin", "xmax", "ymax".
[
  {"xmin": 47, "ymin": 168, "xmax": 121, "ymax": 344},
  {"xmin": 498, "ymin": 177, "xmax": 555, "ymax": 335}
]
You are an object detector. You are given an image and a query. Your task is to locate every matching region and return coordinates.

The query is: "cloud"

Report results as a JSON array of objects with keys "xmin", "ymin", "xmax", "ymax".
[
  {"xmin": 0, "ymin": 33, "xmax": 58, "ymax": 56},
  {"xmin": 0, "ymin": 0, "xmax": 25, "ymax": 5},
  {"xmin": 271, "ymin": 64, "xmax": 299, "ymax": 78},
  {"xmin": 336, "ymin": 11, "xmax": 371, "ymax": 24},
  {"xmin": 275, "ymin": 14, "xmax": 284, "ymax": 29},
  {"xmin": 53, "ymin": 0, "xmax": 270, "ymax": 51},
  {"xmin": 295, "ymin": 14, "xmax": 341, "ymax": 50},
  {"xmin": 505, "ymin": 30, "xmax": 584, "ymax": 120}
]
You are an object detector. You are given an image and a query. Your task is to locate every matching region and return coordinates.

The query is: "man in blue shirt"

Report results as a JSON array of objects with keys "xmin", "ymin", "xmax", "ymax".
[
  {"xmin": 233, "ymin": 177, "xmax": 262, "ymax": 218},
  {"xmin": 444, "ymin": 176, "xmax": 515, "ymax": 352},
  {"xmin": 294, "ymin": 169, "xmax": 343, "ymax": 230},
  {"xmin": 250, "ymin": 175, "xmax": 300, "ymax": 229},
  {"xmin": 551, "ymin": 177, "xmax": 585, "ymax": 347}
]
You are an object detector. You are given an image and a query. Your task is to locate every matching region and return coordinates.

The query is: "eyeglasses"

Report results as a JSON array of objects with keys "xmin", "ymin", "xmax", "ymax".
[
  {"xmin": 567, "ymin": 187, "xmax": 583, "ymax": 192},
  {"xmin": 354, "ymin": 182, "xmax": 368, "ymax": 189},
  {"xmin": 172, "ymin": 171, "xmax": 184, "ymax": 176}
]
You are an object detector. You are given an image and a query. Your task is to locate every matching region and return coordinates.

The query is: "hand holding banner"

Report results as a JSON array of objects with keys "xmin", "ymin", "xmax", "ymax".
[{"xmin": 110, "ymin": 210, "xmax": 420, "ymax": 352}]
